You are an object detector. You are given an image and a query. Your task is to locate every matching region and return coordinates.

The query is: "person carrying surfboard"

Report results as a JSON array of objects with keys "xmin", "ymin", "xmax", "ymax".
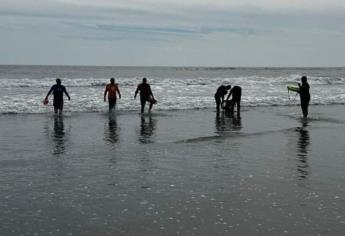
[
  {"xmin": 45, "ymin": 78, "xmax": 71, "ymax": 114},
  {"xmin": 214, "ymin": 85, "xmax": 231, "ymax": 114},
  {"xmin": 134, "ymin": 78, "xmax": 156, "ymax": 113},
  {"xmin": 298, "ymin": 76, "xmax": 310, "ymax": 118},
  {"xmin": 104, "ymin": 78, "xmax": 121, "ymax": 112}
]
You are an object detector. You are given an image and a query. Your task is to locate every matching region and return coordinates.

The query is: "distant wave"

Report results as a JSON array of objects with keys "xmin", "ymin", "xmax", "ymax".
[
  {"xmin": 1, "ymin": 75, "xmax": 345, "ymax": 88},
  {"xmin": 0, "ymin": 78, "xmax": 140, "ymax": 88}
]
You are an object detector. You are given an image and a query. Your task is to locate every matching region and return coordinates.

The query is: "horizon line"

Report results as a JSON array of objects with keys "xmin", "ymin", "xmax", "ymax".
[{"xmin": 1, "ymin": 64, "xmax": 345, "ymax": 69}]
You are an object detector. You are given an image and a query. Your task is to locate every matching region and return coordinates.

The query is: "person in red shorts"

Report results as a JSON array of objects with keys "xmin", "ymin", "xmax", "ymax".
[{"xmin": 104, "ymin": 78, "xmax": 121, "ymax": 111}]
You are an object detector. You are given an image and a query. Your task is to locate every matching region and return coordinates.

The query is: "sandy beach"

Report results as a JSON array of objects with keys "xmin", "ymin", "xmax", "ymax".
[{"xmin": 1, "ymin": 105, "xmax": 345, "ymax": 235}]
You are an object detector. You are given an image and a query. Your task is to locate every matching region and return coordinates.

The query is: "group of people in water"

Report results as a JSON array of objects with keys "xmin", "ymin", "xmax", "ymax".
[
  {"xmin": 45, "ymin": 77, "xmax": 157, "ymax": 114},
  {"xmin": 45, "ymin": 76, "xmax": 310, "ymax": 118}
]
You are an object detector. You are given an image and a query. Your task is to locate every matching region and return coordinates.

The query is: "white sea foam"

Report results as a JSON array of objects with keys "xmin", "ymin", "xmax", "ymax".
[{"xmin": 1, "ymin": 67, "xmax": 345, "ymax": 113}]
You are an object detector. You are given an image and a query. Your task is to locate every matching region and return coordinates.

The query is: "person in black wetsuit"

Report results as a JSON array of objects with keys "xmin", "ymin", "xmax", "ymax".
[
  {"xmin": 45, "ymin": 78, "xmax": 71, "ymax": 114},
  {"xmin": 298, "ymin": 76, "xmax": 310, "ymax": 118},
  {"xmin": 134, "ymin": 78, "xmax": 156, "ymax": 113},
  {"xmin": 226, "ymin": 85, "xmax": 242, "ymax": 114},
  {"xmin": 214, "ymin": 85, "xmax": 231, "ymax": 114}
]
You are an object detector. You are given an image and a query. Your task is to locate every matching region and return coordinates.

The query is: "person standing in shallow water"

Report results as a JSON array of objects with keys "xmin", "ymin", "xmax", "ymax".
[
  {"xmin": 134, "ymin": 78, "xmax": 156, "ymax": 113},
  {"xmin": 226, "ymin": 85, "xmax": 242, "ymax": 114},
  {"xmin": 104, "ymin": 78, "xmax": 121, "ymax": 111},
  {"xmin": 214, "ymin": 85, "xmax": 231, "ymax": 114},
  {"xmin": 45, "ymin": 78, "xmax": 71, "ymax": 114},
  {"xmin": 298, "ymin": 76, "xmax": 310, "ymax": 118}
]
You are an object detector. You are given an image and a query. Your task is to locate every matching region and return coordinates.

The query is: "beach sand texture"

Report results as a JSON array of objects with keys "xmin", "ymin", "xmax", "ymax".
[{"xmin": 1, "ymin": 105, "xmax": 345, "ymax": 235}]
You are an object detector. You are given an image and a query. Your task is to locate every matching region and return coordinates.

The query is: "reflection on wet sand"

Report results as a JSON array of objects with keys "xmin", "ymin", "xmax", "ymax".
[
  {"xmin": 53, "ymin": 115, "xmax": 65, "ymax": 155},
  {"xmin": 139, "ymin": 115, "xmax": 156, "ymax": 144},
  {"xmin": 215, "ymin": 112, "xmax": 242, "ymax": 134},
  {"xmin": 105, "ymin": 113, "xmax": 118, "ymax": 144},
  {"xmin": 296, "ymin": 119, "xmax": 310, "ymax": 180}
]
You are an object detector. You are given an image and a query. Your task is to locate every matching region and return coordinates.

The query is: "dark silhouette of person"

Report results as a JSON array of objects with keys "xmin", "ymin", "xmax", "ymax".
[
  {"xmin": 297, "ymin": 76, "xmax": 310, "ymax": 118},
  {"xmin": 134, "ymin": 78, "xmax": 156, "ymax": 113},
  {"xmin": 226, "ymin": 85, "xmax": 242, "ymax": 114},
  {"xmin": 214, "ymin": 85, "xmax": 231, "ymax": 114},
  {"xmin": 45, "ymin": 78, "xmax": 71, "ymax": 114},
  {"xmin": 104, "ymin": 78, "xmax": 121, "ymax": 111}
]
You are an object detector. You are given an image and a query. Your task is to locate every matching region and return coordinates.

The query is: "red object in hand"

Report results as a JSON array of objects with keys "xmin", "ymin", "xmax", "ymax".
[{"xmin": 43, "ymin": 98, "xmax": 49, "ymax": 105}]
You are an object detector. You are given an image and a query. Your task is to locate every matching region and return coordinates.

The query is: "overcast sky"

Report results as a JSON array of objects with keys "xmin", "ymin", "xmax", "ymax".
[{"xmin": 1, "ymin": 0, "xmax": 345, "ymax": 66}]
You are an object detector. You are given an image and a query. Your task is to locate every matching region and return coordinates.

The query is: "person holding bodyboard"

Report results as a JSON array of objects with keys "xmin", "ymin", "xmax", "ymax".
[
  {"xmin": 134, "ymin": 78, "xmax": 157, "ymax": 113},
  {"xmin": 287, "ymin": 76, "xmax": 310, "ymax": 118},
  {"xmin": 298, "ymin": 76, "xmax": 310, "ymax": 118}
]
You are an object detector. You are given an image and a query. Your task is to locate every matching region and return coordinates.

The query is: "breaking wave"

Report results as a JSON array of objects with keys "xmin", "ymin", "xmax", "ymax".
[{"xmin": 1, "ymin": 67, "xmax": 345, "ymax": 114}]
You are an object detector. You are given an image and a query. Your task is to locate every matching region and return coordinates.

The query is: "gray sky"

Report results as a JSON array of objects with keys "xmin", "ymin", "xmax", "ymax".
[{"xmin": 1, "ymin": 0, "xmax": 345, "ymax": 66}]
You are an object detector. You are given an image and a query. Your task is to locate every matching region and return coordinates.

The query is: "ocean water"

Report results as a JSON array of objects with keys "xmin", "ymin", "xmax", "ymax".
[
  {"xmin": 2, "ymin": 65, "xmax": 345, "ymax": 235},
  {"xmin": 1, "ymin": 65, "xmax": 345, "ymax": 113}
]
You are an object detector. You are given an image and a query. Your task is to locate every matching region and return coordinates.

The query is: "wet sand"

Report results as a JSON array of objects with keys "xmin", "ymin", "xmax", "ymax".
[{"xmin": 1, "ymin": 105, "xmax": 345, "ymax": 235}]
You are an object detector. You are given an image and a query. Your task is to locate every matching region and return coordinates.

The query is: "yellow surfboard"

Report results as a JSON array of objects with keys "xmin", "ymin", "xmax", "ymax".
[{"xmin": 287, "ymin": 85, "xmax": 299, "ymax": 93}]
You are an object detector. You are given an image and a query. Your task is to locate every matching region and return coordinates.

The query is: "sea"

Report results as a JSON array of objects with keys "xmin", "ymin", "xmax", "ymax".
[
  {"xmin": 1, "ymin": 65, "xmax": 345, "ymax": 114},
  {"xmin": 2, "ymin": 66, "xmax": 345, "ymax": 235}
]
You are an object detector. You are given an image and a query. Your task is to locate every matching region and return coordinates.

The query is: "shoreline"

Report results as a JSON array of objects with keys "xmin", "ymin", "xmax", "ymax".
[{"xmin": 1, "ymin": 103, "xmax": 344, "ymax": 115}]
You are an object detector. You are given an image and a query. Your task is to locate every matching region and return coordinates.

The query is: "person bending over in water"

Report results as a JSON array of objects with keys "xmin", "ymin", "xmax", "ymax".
[
  {"xmin": 214, "ymin": 85, "xmax": 231, "ymax": 114},
  {"xmin": 226, "ymin": 85, "xmax": 242, "ymax": 114},
  {"xmin": 104, "ymin": 78, "xmax": 121, "ymax": 111},
  {"xmin": 134, "ymin": 78, "xmax": 156, "ymax": 113},
  {"xmin": 298, "ymin": 76, "xmax": 310, "ymax": 118},
  {"xmin": 45, "ymin": 78, "xmax": 71, "ymax": 114}
]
